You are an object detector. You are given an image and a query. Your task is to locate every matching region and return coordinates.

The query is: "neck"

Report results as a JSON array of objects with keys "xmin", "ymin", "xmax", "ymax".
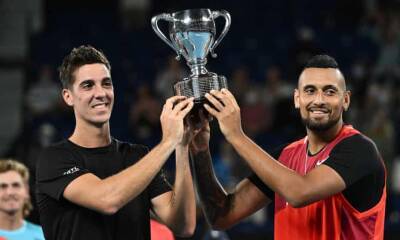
[
  {"xmin": 0, "ymin": 211, "xmax": 24, "ymax": 231},
  {"xmin": 70, "ymin": 119, "xmax": 111, "ymax": 148},
  {"xmin": 306, "ymin": 120, "xmax": 344, "ymax": 155}
]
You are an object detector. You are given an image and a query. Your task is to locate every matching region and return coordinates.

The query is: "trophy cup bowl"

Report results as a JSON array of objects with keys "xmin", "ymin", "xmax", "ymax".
[{"xmin": 151, "ymin": 8, "xmax": 231, "ymax": 108}]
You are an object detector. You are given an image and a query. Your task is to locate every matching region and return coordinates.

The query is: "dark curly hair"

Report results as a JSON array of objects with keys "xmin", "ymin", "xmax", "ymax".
[{"xmin": 58, "ymin": 45, "xmax": 111, "ymax": 89}]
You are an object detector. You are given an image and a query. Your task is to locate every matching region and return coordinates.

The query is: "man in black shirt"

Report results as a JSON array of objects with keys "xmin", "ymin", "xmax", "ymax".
[{"xmin": 36, "ymin": 45, "xmax": 196, "ymax": 240}]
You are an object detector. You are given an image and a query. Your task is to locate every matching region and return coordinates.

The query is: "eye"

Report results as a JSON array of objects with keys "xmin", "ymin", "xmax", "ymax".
[
  {"xmin": 0, "ymin": 183, "xmax": 8, "ymax": 190},
  {"xmin": 103, "ymin": 79, "xmax": 113, "ymax": 88},
  {"xmin": 11, "ymin": 182, "xmax": 22, "ymax": 189},
  {"xmin": 325, "ymin": 89, "xmax": 337, "ymax": 96},
  {"xmin": 81, "ymin": 81, "xmax": 94, "ymax": 89},
  {"xmin": 304, "ymin": 88, "xmax": 315, "ymax": 95}
]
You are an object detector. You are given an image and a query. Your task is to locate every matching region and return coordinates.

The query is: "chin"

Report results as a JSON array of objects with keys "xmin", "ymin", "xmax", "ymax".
[
  {"xmin": 92, "ymin": 119, "xmax": 110, "ymax": 126},
  {"xmin": 85, "ymin": 116, "xmax": 109, "ymax": 127},
  {"xmin": 302, "ymin": 118, "xmax": 340, "ymax": 132}
]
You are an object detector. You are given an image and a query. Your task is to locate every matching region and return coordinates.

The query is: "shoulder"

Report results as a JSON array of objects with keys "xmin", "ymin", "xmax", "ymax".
[
  {"xmin": 25, "ymin": 221, "xmax": 45, "ymax": 237},
  {"xmin": 285, "ymin": 137, "xmax": 306, "ymax": 150},
  {"xmin": 114, "ymin": 139, "xmax": 149, "ymax": 154},
  {"xmin": 277, "ymin": 137, "xmax": 306, "ymax": 157},
  {"xmin": 333, "ymin": 133, "xmax": 379, "ymax": 156},
  {"xmin": 25, "ymin": 221, "xmax": 42, "ymax": 231},
  {"xmin": 37, "ymin": 140, "xmax": 75, "ymax": 165},
  {"xmin": 114, "ymin": 139, "xmax": 150, "ymax": 163},
  {"xmin": 327, "ymin": 133, "xmax": 384, "ymax": 176},
  {"xmin": 38, "ymin": 140, "xmax": 77, "ymax": 161},
  {"xmin": 36, "ymin": 140, "xmax": 83, "ymax": 178}
]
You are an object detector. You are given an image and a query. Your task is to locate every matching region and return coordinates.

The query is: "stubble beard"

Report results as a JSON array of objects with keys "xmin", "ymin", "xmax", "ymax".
[{"xmin": 301, "ymin": 114, "xmax": 341, "ymax": 132}]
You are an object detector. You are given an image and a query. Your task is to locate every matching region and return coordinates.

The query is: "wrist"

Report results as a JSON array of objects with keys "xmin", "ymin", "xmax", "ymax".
[
  {"xmin": 160, "ymin": 138, "xmax": 178, "ymax": 150},
  {"xmin": 189, "ymin": 142, "xmax": 209, "ymax": 154},
  {"xmin": 227, "ymin": 131, "xmax": 246, "ymax": 147},
  {"xmin": 176, "ymin": 144, "xmax": 189, "ymax": 152}
]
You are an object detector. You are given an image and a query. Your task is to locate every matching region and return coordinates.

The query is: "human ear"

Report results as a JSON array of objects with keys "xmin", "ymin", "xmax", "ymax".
[
  {"xmin": 343, "ymin": 90, "xmax": 351, "ymax": 111},
  {"xmin": 62, "ymin": 89, "xmax": 74, "ymax": 106},
  {"xmin": 294, "ymin": 89, "xmax": 300, "ymax": 109}
]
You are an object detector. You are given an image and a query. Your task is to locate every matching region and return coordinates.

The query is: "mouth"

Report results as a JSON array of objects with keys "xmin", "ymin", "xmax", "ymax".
[
  {"xmin": 91, "ymin": 102, "xmax": 109, "ymax": 109},
  {"xmin": 3, "ymin": 198, "xmax": 20, "ymax": 204},
  {"xmin": 308, "ymin": 107, "xmax": 330, "ymax": 117}
]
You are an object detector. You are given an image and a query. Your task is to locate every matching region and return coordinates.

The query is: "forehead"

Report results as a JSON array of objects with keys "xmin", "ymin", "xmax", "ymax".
[
  {"xmin": 73, "ymin": 63, "xmax": 110, "ymax": 84},
  {"xmin": 298, "ymin": 68, "xmax": 345, "ymax": 89},
  {"xmin": 0, "ymin": 171, "xmax": 24, "ymax": 183}
]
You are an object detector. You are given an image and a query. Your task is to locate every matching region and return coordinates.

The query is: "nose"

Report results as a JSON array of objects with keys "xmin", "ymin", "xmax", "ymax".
[
  {"xmin": 4, "ymin": 186, "xmax": 16, "ymax": 195},
  {"xmin": 313, "ymin": 90, "xmax": 325, "ymax": 104},
  {"xmin": 93, "ymin": 84, "xmax": 106, "ymax": 98}
]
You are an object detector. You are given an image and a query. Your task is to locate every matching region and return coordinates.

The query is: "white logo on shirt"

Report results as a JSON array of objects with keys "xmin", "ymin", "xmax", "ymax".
[
  {"xmin": 63, "ymin": 166, "xmax": 80, "ymax": 175},
  {"xmin": 316, "ymin": 156, "xmax": 329, "ymax": 166}
]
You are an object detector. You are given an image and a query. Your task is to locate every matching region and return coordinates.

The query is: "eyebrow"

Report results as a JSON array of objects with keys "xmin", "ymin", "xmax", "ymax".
[
  {"xmin": 0, "ymin": 181, "xmax": 23, "ymax": 186},
  {"xmin": 79, "ymin": 77, "xmax": 112, "ymax": 85},
  {"xmin": 303, "ymin": 84, "xmax": 339, "ymax": 91},
  {"xmin": 323, "ymin": 85, "xmax": 339, "ymax": 91},
  {"xmin": 79, "ymin": 79, "xmax": 94, "ymax": 86}
]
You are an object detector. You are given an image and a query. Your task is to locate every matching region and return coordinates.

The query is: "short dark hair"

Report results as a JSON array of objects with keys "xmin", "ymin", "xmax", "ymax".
[
  {"xmin": 304, "ymin": 54, "xmax": 338, "ymax": 69},
  {"xmin": 58, "ymin": 45, "xmax": 111, "ymax": 89}
]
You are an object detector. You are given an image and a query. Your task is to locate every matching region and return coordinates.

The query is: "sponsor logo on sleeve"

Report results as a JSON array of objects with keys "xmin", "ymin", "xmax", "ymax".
[{"xmin": 63, "ymin": 166, "xmax": 80, "ymax": 175}]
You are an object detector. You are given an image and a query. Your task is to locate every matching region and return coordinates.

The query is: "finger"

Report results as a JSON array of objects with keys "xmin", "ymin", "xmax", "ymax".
[
  {"xmin": 211, "ymin": 90, "xmax": 233, "ymax": 109},
  {"xmin": 205, "ymin": 92, "xmax": 224, "ymax": 111},
  {"xmin": 203, "ymin": 103, "xmax": 219, "ymax": 118},
  {"xmin": 173, "ymin": 97, "xmax": 194, "ymax": 114},
  {"xmin": 165, "ymin": 96, "xmax": 187, "ymax": 109},
  {"xmin": 221, "ymin": 88, "xmax": 239, "ymax": 108},
  {"xmin": 177, "ymin": 100, "xmax": 194, "ymax": 118}
]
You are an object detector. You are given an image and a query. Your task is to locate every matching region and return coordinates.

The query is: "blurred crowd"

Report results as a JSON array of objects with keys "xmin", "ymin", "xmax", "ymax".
[{"xmin": 2, "ymin": 0, "xmax": 400, "ymax": 239}]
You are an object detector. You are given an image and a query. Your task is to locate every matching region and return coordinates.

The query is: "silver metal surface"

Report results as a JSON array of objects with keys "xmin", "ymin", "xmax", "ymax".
[{"xmin": 151, "ymin": 9, "xmax": 231, "ymax": 101}]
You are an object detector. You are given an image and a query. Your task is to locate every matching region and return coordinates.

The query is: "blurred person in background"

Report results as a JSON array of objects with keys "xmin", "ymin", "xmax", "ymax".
[{"xmin": 0, "ymin": 159, "xmax": 44, "ymax": 240}]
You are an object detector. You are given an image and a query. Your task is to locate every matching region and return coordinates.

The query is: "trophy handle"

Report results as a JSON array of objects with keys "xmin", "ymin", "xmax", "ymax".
[
  {"xmin": 151, "ymin": 13, "xmax": 181, "ymax": 60},
  {"xmin": 210, "ymin": 10, "xmax": 231, "ymax": 58}
]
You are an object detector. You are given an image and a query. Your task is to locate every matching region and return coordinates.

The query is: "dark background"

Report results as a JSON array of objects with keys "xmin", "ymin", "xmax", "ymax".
[{"xmin": 1, "ymin": 0, "xmax": 399, "ymax": 239}]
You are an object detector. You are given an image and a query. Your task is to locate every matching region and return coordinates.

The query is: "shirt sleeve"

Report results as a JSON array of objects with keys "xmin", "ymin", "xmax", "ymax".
[
  {"xmin": 323, "ymin": 134, "xmax": 383, "ymax": 187},
  {"xmin": 36, "ymin": 145, "xmax": 89, "ymax": 200},
  {"xmin": 148, "ymin": 168, "xmax": 172, "ymax": 199},
  {"xmin": 247, "ymin": 143, "xmax": 288, "ymax": 200},
  {"xmin": 126, "ymin": 144, "xmax": 172, "ymax": 200}
]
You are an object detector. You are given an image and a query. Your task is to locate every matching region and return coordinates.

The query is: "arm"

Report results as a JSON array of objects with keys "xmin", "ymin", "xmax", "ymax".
[
  {"xmin": 204, "ymin": 89, "xmax": 346, "ymax": 208},
  {"xmin": 64, "ymin": 96, "xmax": 194, "ymax": 215},
  {"xmin": 150, "ymin": 143, "xmax": 196, "ymax": 237},
  {"xmin": 189, "ymin": 117, "xmax": 271, "ymax": 230}
]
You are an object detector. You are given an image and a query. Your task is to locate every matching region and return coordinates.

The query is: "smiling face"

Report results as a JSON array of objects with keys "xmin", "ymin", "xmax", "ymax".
[
  {"xmin": 62, "ymin": 63, "xmax": 114, "ymax": 127},
  {"xmin": 294, "ymin": 67, "xmax": 350, "ymax": 132},
  {"xmin": 0, "ymin": 171, "xmax": 29, "ymax": 216}
]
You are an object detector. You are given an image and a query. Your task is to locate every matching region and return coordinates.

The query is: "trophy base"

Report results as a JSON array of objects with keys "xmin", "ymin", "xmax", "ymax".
[
  {"xmin": 174, "ymin": 73, "xmax": 227, "ymax": 125},
  {"xmin": 173, "ymin": 73, "xmax": 227, "ymax": 103}
]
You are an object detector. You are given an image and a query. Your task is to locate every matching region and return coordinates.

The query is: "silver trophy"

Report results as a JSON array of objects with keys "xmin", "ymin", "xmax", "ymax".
[{"xmin": 151, "ymin": 8, "xmax": 231, "ymax": 104}]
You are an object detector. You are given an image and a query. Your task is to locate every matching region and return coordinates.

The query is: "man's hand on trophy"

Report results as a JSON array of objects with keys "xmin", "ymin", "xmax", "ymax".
[
  {"xmin": 160, "ymin": 96, "xmax": 194, "ymax": 146},
  {"xmin": 204, "ymin": 89, "xmax": 244, "ymax": 142}
]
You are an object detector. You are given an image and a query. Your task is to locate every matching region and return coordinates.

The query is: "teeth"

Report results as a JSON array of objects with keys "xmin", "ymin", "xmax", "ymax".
[{"xmin": 93, "ymin": 103, "xmax": 106, "ymax": 108}]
